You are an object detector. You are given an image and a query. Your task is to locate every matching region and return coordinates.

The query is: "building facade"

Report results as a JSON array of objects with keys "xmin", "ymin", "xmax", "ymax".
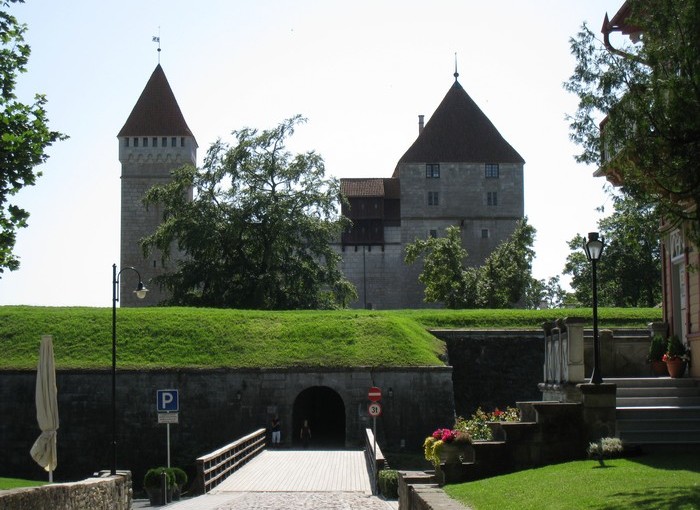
[
  {"xmin": 336, "ymin": 75, "xmax": 525, "ymax": 309},
  {"xmin": 117, "ymin": 65, "xmax": 197, "ymax": 306}
]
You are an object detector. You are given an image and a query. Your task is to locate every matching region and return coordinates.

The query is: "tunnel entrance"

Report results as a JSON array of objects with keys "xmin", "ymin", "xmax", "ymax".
[{"xmin": 292, "ymin": 386, "xmax": 345, "ymax": 448}]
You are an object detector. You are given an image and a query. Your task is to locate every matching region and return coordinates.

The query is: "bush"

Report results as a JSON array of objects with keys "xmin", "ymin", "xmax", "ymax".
[
  {"xmin": 587, "ymin": 437, "xmax": 624, "ymax": 467},
  {"xmin": 167, "ymin": 467, "xmax": 188, "ymax": 488},
  {"xmin": 648, "ymin": 334, "xmax": 666, "ymax": 362},
  {"xmin": 143, "ymin": 467, "xmax": 175, "ymax": 489},
  {"xmin": 378, "ymin": 469, "xmax": 398, "ymax": 499}
]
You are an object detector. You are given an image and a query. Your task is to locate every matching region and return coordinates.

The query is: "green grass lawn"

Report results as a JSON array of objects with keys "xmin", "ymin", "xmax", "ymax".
[
  {"xmin": 0, "ymin": 477, "xmax": 47, "ymax": 490},
  {"xmin": 444, "ymin": 453, "xmax": 700, "ymax": 510},
  {"xmin": 0, "ymin": 306, "xmax": 660, "ymax": 370}
]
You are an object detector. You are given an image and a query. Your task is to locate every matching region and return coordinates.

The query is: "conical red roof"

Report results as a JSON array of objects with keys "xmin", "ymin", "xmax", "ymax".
[
  {"xmin": 117, "ymin": 64, "xmax": 196, "ymax": 142},
  {"xmin": 396, "ymin": 80, "xmax": 523, "ymax": 169}
]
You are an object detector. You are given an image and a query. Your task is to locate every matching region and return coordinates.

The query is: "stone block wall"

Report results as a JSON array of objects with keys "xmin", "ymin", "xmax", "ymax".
[
  {"xmin": 0, "ymin": 367, "xmax": 454, "ymax": 491},
  {"xmin": 0, "ymin": 473, "xmax": 131, "ymax": 510}
]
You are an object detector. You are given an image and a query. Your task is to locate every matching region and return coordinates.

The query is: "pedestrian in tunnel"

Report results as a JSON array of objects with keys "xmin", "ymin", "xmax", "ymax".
[
  {"xmin": 300, "ymin": 419, "xmax": 311, "ymax": 448},
  {"xmin": 271, "ymin": 415, "xmax": 281, "ymax": 447}
]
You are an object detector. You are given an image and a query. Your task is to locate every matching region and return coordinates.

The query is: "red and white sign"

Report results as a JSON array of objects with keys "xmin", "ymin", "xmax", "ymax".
[
  {"xmin": 368, "ymin": 402, "xmax": 382, "ymax": 417},
  {"xmin": 368, "ymin": 386, "xmax": 382, "ymax": 402}
]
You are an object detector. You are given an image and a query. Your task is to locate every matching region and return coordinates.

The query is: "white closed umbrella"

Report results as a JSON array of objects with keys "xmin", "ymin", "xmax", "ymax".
[{"xmin": 30, "ymin": 335, "xmax": 59, "ymax": 482}]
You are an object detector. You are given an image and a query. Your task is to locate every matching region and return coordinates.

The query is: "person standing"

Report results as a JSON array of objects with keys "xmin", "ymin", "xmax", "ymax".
[
  {"xmin": 271, "ymin": 415, "xmax": 281, "ymax": 447},
  {"xmin": 300, "ymin": 419, "xmax": 311, "ymax": 448}
]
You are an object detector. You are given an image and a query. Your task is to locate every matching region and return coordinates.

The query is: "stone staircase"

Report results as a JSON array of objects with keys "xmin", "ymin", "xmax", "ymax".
[{"xmin": 613, "ymin": 377, "xmax": 700, "ymax": 446}]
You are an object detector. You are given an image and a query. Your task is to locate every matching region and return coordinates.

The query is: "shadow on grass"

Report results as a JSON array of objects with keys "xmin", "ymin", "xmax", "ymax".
[
  {"xmin": 628, "ymin": 452, "xmax": 700, "ymax": 474},
  {"xmin": 593, "ymin": 485, "xmax": 700, "ymax": 510}
]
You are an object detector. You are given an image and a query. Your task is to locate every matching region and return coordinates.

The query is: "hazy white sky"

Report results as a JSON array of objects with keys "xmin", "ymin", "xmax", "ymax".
[{"xmin": 0, "ymin": 0, "xmax": 618, "ymax": 307}]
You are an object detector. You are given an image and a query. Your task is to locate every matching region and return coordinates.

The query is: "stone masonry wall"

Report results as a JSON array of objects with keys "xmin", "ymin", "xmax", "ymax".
[
  {"xmin": 0, "ymin": 367, "xmax": 454, "ymax": 490},
  {"xmin": 433, "ymin": 330, "xmax": 544, "ymax": 417}
]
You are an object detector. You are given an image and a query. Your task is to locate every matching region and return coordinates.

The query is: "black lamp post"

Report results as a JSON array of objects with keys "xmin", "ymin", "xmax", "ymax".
[
  {"xmin": 111, "ymin": 264, "xmax": 148, "ymax": 475},
  {"xmin": 583, "ymin": 232, "xmax": 605, "ymax": 384}
]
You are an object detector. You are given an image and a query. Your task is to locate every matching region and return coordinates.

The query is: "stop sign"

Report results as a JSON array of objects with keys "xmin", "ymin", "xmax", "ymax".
[{"xmin": 368, "ymin": 386, "xmax": 382, "ymax": 402}]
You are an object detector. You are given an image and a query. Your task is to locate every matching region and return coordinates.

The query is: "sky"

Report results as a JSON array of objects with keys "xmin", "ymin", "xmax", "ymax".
[{"xmin": 0, "ymin": 0, "xmax": 619, "ymax": 307}]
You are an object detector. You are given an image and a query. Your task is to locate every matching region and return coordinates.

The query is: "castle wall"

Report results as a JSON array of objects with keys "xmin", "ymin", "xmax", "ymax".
[{"xmin": 0, "ymin": 367, "xmax": 454, "ymax": 488}]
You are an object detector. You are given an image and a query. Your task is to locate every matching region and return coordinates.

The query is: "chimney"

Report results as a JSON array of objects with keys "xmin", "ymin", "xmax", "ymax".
[{"xmin": 418, "ymin": 115, "xmax": 424, "ymax": 134}]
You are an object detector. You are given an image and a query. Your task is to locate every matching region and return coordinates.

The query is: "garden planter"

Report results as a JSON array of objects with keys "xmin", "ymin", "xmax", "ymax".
[
  {"xmin": 651, "ymin": 360, "xmax": 668, "ymax": 377},
  {"xmin": 666, "ymin": 358, "xmax": 686, "ymax": 378}
]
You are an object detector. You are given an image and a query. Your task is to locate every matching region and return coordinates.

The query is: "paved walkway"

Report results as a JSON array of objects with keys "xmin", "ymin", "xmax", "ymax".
[{"xmin": 133, "ymin": 450, "xmax": 398, "ymax": 509}]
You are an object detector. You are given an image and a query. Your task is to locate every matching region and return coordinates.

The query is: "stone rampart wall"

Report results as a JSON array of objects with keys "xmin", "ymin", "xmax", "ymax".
[{"xmin": 0, "ymin": 473, "xmax": 130, "ymax": 510}]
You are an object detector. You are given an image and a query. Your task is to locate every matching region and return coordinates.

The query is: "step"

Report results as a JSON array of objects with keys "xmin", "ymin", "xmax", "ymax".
[
  {"xmin": 617, "ymin": 396, "xmax": 700, "ymax": 407},
  {"xmin": 617, "ymin": 419, "xmax": 700, "ymax": 434},
  {"xmin": 618, "ymin": 429, "xmax": 700, "ymax": 444},
  {"xmin": 607, "ymin": 377, "xmax": 699, "ymax": 389},
  {"xmin": 617, "ymin": 387, "xmax": 700, "ymax": 398},
  {"xmin": 616, "ymin": 406, "xmax": 700, "ymax": 421}
]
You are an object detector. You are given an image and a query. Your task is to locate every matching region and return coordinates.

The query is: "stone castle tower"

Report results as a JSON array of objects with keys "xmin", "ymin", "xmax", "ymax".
[
  {"xmin": 117, "ymin": 64, "xmax": 197, "ymax": 306},
  {"xmin": 337, "ymin": 74, "xmax": 525, "ymax": 309}
]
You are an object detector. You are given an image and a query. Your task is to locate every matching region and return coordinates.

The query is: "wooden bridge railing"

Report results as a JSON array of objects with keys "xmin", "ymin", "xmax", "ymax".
[
  {"xmin": 364, "ymin": 427, "xmax": 386, "ymax": 495},
  {"xmin": 195, "ymin": 428, "xmax": 266, "ymax": 494}
]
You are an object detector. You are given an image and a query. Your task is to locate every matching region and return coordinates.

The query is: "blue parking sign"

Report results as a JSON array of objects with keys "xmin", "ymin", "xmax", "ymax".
[{"xmin": 157, "ymin": 389, "xmax": 179, "ymax": 412}]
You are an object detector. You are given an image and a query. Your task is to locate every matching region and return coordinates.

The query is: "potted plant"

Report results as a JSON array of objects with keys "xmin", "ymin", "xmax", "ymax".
[
  {"xmin": 648, "ymin": 334, "xmax": 668, "ymax": 376},
  {"xmin": 143, "ymin": 467, "xmax": 175, "ymax": 506},
  {"xmin": 167, "ymin": 467, "xmax": 188, "ymax": 501},
  {"xmin": 663, "ymin": 335, "xmax": 690, "ymax": 378},
  {"xmin": 423, "ymin": 427, "xmax": 472, "ymax": 485}
]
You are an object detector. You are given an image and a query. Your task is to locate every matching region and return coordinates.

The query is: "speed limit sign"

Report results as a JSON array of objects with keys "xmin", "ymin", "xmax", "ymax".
[{"xmin": 368, "ymin": 402, "xmax": 382, "ymax": 417}]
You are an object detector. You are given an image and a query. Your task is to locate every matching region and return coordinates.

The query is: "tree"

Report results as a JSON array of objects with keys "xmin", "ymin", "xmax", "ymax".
[
  {"xmin": 404, "ymin": 218, "xmax": 536, "ymax": 309},
  {"xmin": 565, "ymin": 0, "xmax": 700, "ymax": 243},
  {"xmin": 525, "ymin": 276, "xmax": 566, "ymax": 309},
  {"xmin": 0, "ymin": 0, "xmax": 66, "ymax": 275},
  {"xmin": 563, "ymin": 193, "xmax": 661, "ymax": 307},
  {"xmin": 142, "ymin": 115, "xmax": 356, "ymax": 309}
]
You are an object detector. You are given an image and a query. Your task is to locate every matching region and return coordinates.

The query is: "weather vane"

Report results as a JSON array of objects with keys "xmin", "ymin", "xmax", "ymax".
[{"xmin": 152, "ymin": 27, "xmax": 161, "ymax": 64}]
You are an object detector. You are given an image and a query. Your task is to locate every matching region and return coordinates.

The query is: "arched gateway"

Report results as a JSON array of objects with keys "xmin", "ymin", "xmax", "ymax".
[{"xmin": 292, "ymin": 386, "xmax": 345, "ymax": 448}]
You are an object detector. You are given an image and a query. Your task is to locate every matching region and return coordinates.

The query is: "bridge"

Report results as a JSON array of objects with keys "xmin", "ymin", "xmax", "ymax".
[{"xmin": 146, "ymin": 429, "xmax": 396, "ymax": 510}]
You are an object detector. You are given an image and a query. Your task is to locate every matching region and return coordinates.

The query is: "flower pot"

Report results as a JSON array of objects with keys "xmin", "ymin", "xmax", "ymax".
[
  {"xmin": 666, "ymin": 358, "xmax": 686, "ymax": 378},
  {"xmin": 439, "ymin": 442, "xmax": 474, "ymax": 464},
  {"xmin": 651, "ymin": 360, "xmax": 668, "ymax": 377}
]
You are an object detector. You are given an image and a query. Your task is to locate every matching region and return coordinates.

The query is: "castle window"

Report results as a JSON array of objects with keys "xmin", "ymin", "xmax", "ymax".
[
  {"xmin": 485, "ymin": 163, "xmax": 500, "ymax": 178},
  {"xmin": 124, "ymin": 137, "xmax": 129, "ymax": 147},
  {"xmin": 481, "ymin": 228, "xmax": 489, "ymax": 239},
  {"xmin": 162, "ymin": 137, "xmax": 167, "ymax": 147},
  {"xmin": 428, "ymin": 191, "xmax": 439, "ymax": 206},
  {"xmin": 143, "ymin": 137, "xmax": 148, "ymax": 147},
  {"xmin": 171, "ymin": 137, "xmax": 176, "ymax": 147},
  {"xmin": 180, "ymin": 137, "xmax": 185, "ymax": 147},
  {"xmin": 152, "ymin": 137, "xmax": 158, "ymax": 147},
  {"xmin": 133, "ymin": 137, "xmax": 139, "ymax": 147},
  {"xmin": 487, "ymin": 191, "xmax": 498, "ymax": 206},
  {"xmin": 426, "ymin": 163, "xmax": 440, "ymax": 178},
  {"xmin": 429, "ymin": 229, "xmax": 438, "ymax": 238}
]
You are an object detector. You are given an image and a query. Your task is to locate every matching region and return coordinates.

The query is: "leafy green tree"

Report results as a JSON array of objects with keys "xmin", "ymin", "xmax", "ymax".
[
  {"xmin": 0, "ymin": 0, "xmax": 66, "ymax": 275},
  {"xmin": 526, "ymin": 276, "xmax": 566, "ymax": 309},
  {"xmin": 405, "ymin": 218, "xmax": 536, "ymax": 309},
  {"xmin": 142, "ymin": 115, "xmax": 356, "ymax": 309},
  {"xmin": 565, "ymin": 0, "xmax": 700, "ymax": 243},
  {"xmin": 563, "ymin": 194, "xmax": 661, "ymax": 307}
]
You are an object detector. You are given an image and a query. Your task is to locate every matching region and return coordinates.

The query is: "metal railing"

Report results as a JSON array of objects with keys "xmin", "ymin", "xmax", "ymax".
[
  {"xmin": 364, "ymin": 427, "xmax": 386, "ymax": 495},
  {"xmin": 195, "ymin": 428, "xmax": 266, "ymax": 494}
]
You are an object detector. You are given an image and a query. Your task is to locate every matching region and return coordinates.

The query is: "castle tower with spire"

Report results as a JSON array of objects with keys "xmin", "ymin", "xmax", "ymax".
[
  {"xmin": 337, "ymin": 73, "xmax": 524, "ymax": 309},
  {"xmin": 117, "ymin": 64, "xmax": 197, "ymax": 306}
]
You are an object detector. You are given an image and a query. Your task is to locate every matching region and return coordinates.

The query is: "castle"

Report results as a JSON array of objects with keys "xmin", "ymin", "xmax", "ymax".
[{"xmin": 118, "ymin": 66, "xmax": 524, "ymax": 308}]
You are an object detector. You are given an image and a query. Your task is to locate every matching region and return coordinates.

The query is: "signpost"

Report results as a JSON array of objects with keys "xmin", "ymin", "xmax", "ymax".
[
  {"xmin": 368, "ymin": 387, "xmax": 382, "ymax": 457},
  {"xmin": 157, "ymin": 389, "xmax": 179, "ymax": 468}
]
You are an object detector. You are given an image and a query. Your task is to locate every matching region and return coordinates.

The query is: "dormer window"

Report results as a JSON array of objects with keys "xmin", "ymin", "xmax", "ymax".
[{"xmin": 426, "ymin": 163, "xmax": 440, "ymax": 178}]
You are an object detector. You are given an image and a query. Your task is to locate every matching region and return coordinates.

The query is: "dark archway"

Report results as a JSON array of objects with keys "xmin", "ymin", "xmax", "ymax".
[{"xmin": 292, "ymin": 386, "xmax": 345, "ymax": 448}]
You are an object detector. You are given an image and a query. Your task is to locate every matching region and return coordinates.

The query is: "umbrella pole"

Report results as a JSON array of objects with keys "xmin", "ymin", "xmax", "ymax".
[{"xmin": 49, "ymin": 469, "xmax": 53, "ymax": 483}]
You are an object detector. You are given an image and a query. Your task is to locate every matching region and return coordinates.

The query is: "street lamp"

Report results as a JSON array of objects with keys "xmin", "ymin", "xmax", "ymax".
[
  {"xmin": 111, "ymin": 264, "xmax": 148, "ymax": 475},
  {"xmin": 583, "ymin": 232, "xmax": 605, "ymax": 384}
]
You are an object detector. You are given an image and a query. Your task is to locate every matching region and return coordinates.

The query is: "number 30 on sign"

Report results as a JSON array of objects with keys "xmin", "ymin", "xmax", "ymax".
[{"xmin": 368, "ymin": 402, "xmax": 382, "ymax": 417}]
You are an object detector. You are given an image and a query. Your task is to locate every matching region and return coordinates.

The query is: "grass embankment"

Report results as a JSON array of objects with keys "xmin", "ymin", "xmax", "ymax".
[
  {"xmin": 445, "ymin": 453, "xmax": 700, "ymax": 510},
  {"xmin": 0, "ymin": 477, "xmax": 46, "ymax": 490},
  {"xmin": 0, "ymin": 306, "xmax": 660, "ymax": 370}
]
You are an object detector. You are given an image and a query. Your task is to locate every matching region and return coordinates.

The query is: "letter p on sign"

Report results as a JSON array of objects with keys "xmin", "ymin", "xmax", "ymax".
[{"xmin": 157, "ymin": 389, "xmax": 179, "ymax": 412}]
